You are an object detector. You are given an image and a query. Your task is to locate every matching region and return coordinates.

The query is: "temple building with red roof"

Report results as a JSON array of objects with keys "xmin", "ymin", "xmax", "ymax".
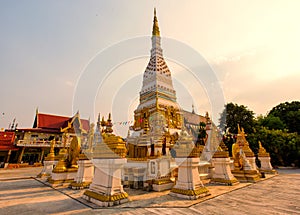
[
  {"xmin": 0, "ymin": 131, "xmax": 18, "ymax": 167},
  {"xmin": 3, "ymin": 109, "xmax": 90, "ymax": 166}
]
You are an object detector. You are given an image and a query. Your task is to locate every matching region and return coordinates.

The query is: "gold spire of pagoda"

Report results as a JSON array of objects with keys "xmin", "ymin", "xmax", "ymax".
[{"xmin": 152, "ymin": 8, "xmax": 160, "ymax": 36}]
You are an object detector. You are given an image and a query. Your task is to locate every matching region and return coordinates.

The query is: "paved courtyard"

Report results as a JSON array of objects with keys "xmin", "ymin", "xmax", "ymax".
[{"xmin": 0, "ymin": 167, "xmax": 299, "ymax": 214}]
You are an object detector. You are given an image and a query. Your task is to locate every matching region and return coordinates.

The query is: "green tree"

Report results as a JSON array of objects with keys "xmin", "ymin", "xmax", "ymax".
[
  {"xmin": 248, "ymin": 128, "xmax": 300, "ymax": 167},
  {"xmin": 257, "ymin": 115, "xmax": 286, "ymax": 130},
  {"xmin": 219, "ymin": 102, "xmax": 255, "ymax": 134},
  {"xmin": 268, "ymin": 101, "xmax": 300, "ymax": 133}
]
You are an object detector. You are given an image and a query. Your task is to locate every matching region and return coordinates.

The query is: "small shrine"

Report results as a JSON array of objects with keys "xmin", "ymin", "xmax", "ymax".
[
  {"xmin": 37, "ymin": 139, "xmax": 58, "ymax": 178},
  {"xmin": 169, "ymin": 128, "xmax": 210, "ymax": 199},
  {"xmin": 70, "ymin": 122, "xmax": 98, "ymax": 189},
  {"xmin": 83, "ymin": 114, "xmax": 128, "ymax": 207},
  {"xmin": 211, "ymin": 140, "xmax": 239, "ymax": 185},
  {"xmin": 231, "ymin": 126, "xmax": 260, "ymax": 182},
  {"xmin": 258, "ymin": 141, "xmax": 277, "ymax": 174},
  {"xmin": 48, "ymin": 134, "xmax": 81, "ymax": 185}
]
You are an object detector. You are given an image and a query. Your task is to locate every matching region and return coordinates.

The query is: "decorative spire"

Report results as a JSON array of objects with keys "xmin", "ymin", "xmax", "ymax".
[
  {"xmin": 192, "ymin": 104, "xmax": 195, "ymax": 114},
  {"xmin": 105, "ymin": 113, "xmax": 113, "ymax": 133},
  {"xmin": 152, "ymin": 8, "xmax": 160, "ymax": 36},
  {"xmin": 97, "ymin": 113, "xmax": 101, "ymax": 128},
  {"xmin": 101, "ymin": 116, "xmax": 106, "ymax": 127}
]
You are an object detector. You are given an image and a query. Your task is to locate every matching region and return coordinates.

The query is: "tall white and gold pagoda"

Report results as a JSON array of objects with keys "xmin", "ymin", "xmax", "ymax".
[
  {"xmin": 133, "ymin": 8, "xmax": 182, "ymax": 131},
  {"xmin": 125, "ymin": 9, "xmax": 183, "ymax": 191}
]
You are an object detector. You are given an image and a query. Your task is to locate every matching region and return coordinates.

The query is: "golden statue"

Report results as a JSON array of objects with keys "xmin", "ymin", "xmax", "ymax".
[
  {"xmin": 68, "ymin": 136, "xmax": 81, "ymax": 169},
  {"xmin": 232, "ymin": 141, "xmax": 243, "ymax": 169},
  {"xmin": 232, "ymin": 125, "xmax": 245, "ymax": 169},
  {"xmin": 50, "ymin": 139, "xmax": 55, "ymax": 154}
]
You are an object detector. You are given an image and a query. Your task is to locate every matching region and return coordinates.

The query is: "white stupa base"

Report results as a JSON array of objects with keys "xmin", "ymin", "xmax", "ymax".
[
  {"xmin": 259, "ymin": 156, "xmax": 277, "ymax": 174},
  {"xmin": 169, "ymin": 157, "xmax": 210, "ymax": 200},
  {"xmin": 70, "ymin": 159, "xmax": 94, "ymax": 189},
  {"xmin": 211, "ymin": 157, "xmax": 239, "ymax": 185},
  {"xmin": 37, "ymin": 160, "xmax": 58, "ymax": 178},
  {"xmin": 83, "ymin": 158, "xmax": 128, "ymax": 207}
]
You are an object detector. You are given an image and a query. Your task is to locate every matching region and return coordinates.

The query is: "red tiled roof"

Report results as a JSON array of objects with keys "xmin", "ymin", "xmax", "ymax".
[
  {"xmin": 0, "ymin": 131, "xmax": 18, "ymax": 151},
  {"xmin": 33, "ymin": 112, "xmax": 89, "ymax": 132},
  {"xmin": 34, "ymin": 113, "xmax": 70, "ymax": 130}
]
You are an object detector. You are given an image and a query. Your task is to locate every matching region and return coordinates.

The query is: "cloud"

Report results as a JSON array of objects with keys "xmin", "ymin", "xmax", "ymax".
[{"xmin": 212, "ymin": 48, "xmax": 300, "ymax": 115}]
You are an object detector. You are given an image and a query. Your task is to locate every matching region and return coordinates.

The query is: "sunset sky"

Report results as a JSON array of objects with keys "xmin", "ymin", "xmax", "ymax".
[{"xmin": 1, "ymin": 1, "xmax": 300, "ymax": 136}]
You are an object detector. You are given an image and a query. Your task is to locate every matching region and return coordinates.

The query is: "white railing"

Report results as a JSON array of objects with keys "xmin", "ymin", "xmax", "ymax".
[{"xmin": 16, "ymin": 140, "xmax": 70, "ymax": 148}]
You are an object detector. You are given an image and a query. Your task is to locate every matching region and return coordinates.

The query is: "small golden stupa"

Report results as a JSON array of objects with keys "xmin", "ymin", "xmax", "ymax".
[
  {"xmin": 44, "ymin": 139, "xmax": 56, "ymax": 161},
  {"xmin": 92, "ymin": 113, "xmax": 127, "ymax": 159},
  {"xmin": 258, "ymin": 141, "xmax": 270, "ymax": 157}
]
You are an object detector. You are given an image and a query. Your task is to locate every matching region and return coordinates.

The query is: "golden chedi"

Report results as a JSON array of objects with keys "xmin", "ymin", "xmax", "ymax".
[
  {"xmin": 231, "ymin": 125, "xmax": 260, "ymax": 183},
  {"xmin": 170, "ymin": 127, "xmax": 210, "ymax": 199},
  {"xmin": 211, "ymin": 140, "xmax": 239, "ymax": 186},
  {"xmin": 258, "ymin": 141, "xmax": 277, "ymax": 174},
  {"xmin": 83, "ymin": 113, "xmax": 128, "ymax": 207}
]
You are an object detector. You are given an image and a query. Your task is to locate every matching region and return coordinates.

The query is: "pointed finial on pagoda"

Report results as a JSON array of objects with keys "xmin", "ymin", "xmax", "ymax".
[
  {"xmin": 237, "ymin": 124, "xmax": 241, "ymax": 134},
  {"xmin": 97, "ymin": 113, "xmax": 101, "ymax": 129},
  {"xmin": 36, "ymin": 107, "xmax": 39, "ymax": 115},
  {"xmin": 101, "ymin": 116, "xmax": 106, "ymax": 127},
  {"xmin": 97, "ymin": 113, "xmax": 100, "ymax": 123},
  {"xmin": 105, "ymin": 113, "xmax": 113, "ymax": 133},
  {"xmin": 152, "ymin": 8, "xmax": 160, "ymax": 36},
  {"xmin": 108, "ymin": 113, "xmax": 112, "ymax": 121}
]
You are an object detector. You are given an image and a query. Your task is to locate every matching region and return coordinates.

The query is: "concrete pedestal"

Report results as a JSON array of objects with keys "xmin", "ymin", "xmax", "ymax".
[
  {"xmin": 147, "ymin": 157, "xmax": 174, "ymax": 191},
  {"xmin": 198, "ymin": 161, "xmax": 211, "ymax": 179},
  {"xmin": 48, "ymin": 170, "xmax": 77, "ymax": 186},
  {"xmin": 170, "ymin": 157, "xmax": 209, "ymax": 200},
  {"xmin": 37, "ymin": 160, "xmax": 58, "ymax": 178},
  {"xmin": 246, "ymin": 156, "xmax": 259, "ymax": 172},
  {"xmin": 83, "ymin": 158, "xmax": 128, "ymax": 207},
  {"xmin": 259, "ymin": 156, "xmax": 277, "ymax": 174},
  {"xmin": 232, "ymin": 156, "xmax": 260, "ymax": 183},
  {"xmin": 231, "ymin": 169, "xmax": 260, "ymax": 183},
  {"xmin": 70, "ymin": 159, "xmax": 94, "ymax": 189},
  {"xmin": 211, "ymin": 157, "xmax": 239, "ymax": 185}
]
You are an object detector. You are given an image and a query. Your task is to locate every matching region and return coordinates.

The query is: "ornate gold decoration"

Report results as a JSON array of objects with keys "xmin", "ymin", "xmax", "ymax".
[
  {"xmin": 152, "ymin": 176, "xmax": 173, "ymax": 185},
  {"xmin": 70, "ymin": 181, "xmax": 91, "ymax": 189},
  {"xmin": 52, "ymin": 148, "xmax": 68, "ymax": 173},
  {"xmin": 232, "ymin": 125, "xmax": 255, "ymax": 170},
  {"xmin": 91, "ymin": 113, "xmax": 127, "ymax": 159},
  {"xmin": 45, "ymin": 139, "xmax": 56, "ymax": 161},
  {"xmin": 171, "ymin": 187, "xmax": 209, "ymax": 196},
  {"xmin": 210, "ymin": 178, "xmax": 239, "ymax": 186},
  {"xmin": 68, "ymin": 136, "xmax": 80, "ymax": 169},
  {"xmin": 152, "ymin": 8, "xmax": 160, "ymax": 36},
  {"xmin": 258, "ymin": 141, "xmax": 270, "ymax": 157},
  {"xmin": 213, "ymin": 141, "xmax": 229, "ymax": 158},
  {"xmin": 84, "ymin": 190, "xmax": 128, "ymax": 202}
]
